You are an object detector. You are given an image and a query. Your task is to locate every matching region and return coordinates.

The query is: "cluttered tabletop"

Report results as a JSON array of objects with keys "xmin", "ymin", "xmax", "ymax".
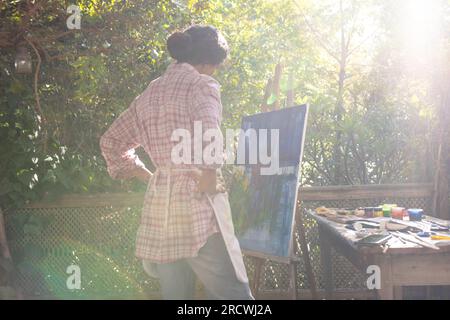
[{"xmin": 308, "ymin": 205, "xmax": 450, "ymax": 255}]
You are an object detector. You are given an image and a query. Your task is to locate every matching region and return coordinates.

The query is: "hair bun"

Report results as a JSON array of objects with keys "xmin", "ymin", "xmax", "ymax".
[{"xmin": 167, "ymin": 31, "xmax": 193, "ymax": 62}]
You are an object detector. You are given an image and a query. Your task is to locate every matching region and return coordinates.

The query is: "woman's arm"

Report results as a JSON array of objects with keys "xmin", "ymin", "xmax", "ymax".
[
  {"xmin": 100, "ymin": 99, "xmax": 150, "ymax": 181},
  {"xmin": 190, "ymin": 76, "xmax": 225, "ymax": 193}
]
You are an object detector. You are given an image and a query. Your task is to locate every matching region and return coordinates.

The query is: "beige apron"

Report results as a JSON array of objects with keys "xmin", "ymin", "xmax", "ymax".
[
  {"xmin": 206, "ymin": 192, "xmax": 249, "ymax": 283},
  {"xmin": 141, "ymin": 168, "xmax": 249, "ymax": 284}
]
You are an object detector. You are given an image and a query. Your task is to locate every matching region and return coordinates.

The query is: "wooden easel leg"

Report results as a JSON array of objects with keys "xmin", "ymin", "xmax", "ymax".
[{"xmin": 251, "ymin": 257, "xmax": 264, "ymax": 300}]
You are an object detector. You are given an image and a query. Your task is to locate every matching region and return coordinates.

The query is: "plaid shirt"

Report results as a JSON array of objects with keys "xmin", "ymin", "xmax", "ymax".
[{"xmin": 100, "ymin": 62, "xmax": 222, "ymax": 263}]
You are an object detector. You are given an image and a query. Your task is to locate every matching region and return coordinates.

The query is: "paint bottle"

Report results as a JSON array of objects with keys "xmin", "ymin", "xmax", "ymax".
[
  {"xmin": 382, "ymin": 204, "xmax": 396, "ymax": 217},
  {"xmin": 407, "ymin": 209, "xmax": 423, "ymax": 221},
  {"xmin": 391, "ymin": 207, "xmax": 405, "ymax": 220},
  {"xmin": 364, "ymin": 207, "xmax": 374, "ymax": 218},
  {"xmin": 374, "ymin": 207, "xmax": 383, "ymax": 217}
]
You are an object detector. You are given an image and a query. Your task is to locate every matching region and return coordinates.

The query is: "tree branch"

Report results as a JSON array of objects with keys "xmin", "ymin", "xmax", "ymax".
[
  {"xmin": 298, "ymin": 11, "xmax": 340, "ymax": 63},
  {"xmin": 24, "ymin": 36, "xmax": 45, "ymax": 125}
]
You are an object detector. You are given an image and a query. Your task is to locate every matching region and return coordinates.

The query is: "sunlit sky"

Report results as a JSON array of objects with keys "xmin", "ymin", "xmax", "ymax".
[
  {"xmin": 399, "ymin": 0, "xmax": 443, "ymax": 64},
  {"xmin": 293, "ymin": 0, "xmax": 445, "ymax": 72}
]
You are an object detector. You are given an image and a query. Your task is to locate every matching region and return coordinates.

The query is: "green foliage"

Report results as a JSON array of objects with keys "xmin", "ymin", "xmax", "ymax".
[
  {"xmin": 1, "ymin": 0, "xmax": 448, "ymax": 211},
  {"xmin": 227, "ymin": 166, "xmax": 251, "ymax": 235}
]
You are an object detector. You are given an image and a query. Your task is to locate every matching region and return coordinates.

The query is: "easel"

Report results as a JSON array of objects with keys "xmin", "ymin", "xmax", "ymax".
[
  {"xmin": 246, "ymin": 63, "xmax": 318, "ymax": 300},
  {"xmin": 247, "ymin": 204, "xmax": 317, "ymax": 300}
]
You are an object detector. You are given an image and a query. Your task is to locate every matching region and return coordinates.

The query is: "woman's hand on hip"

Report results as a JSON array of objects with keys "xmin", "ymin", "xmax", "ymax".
[
  {"xmin": 192, "ymin": 169, "xmax": 226, "ymax": 194},
  {"xmin": 132, "ymin": 167, "xmax": 153, "ymax": 183}
]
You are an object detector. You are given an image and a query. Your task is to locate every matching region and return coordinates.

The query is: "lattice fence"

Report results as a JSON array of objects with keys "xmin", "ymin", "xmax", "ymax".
[
  {"xmin": 4, "ymin": 192, "xmax": 432, "ymax": 299},
  {"xmin": 5, "ymin": 206, "xmax": 157, "ymax": 299}
]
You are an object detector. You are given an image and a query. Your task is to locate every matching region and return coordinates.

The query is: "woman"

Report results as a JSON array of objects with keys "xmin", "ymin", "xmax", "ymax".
[{"xmin": 100, "ymin": 25, "xmax": 253, "ymax": 300}]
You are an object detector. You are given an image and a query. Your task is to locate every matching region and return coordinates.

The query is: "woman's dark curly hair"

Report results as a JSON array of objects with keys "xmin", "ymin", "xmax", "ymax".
[{"xmin": 167, "ymin": 25, "xmax": 229, "ymax": 65}]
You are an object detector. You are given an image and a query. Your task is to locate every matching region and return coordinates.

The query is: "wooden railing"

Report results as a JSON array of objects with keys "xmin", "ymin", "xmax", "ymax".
[
  {"xmin": 298, "ymin": 183, "xmax": 434, "ymax": 201},
  {"xmin": 24, "ymin": 183, "xmax": 435, "ymax": 208}
]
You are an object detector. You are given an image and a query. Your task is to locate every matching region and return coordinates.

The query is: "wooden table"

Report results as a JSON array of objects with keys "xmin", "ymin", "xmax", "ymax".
[{"xmin": 308, "ymin": 211, "xmax": 450, "ymax": 299}]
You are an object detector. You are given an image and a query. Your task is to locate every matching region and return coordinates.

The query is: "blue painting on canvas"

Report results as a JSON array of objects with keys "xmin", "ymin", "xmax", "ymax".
[{"xmin": 230, "ymin": 105, "xmax": 308, "ymax": 259}]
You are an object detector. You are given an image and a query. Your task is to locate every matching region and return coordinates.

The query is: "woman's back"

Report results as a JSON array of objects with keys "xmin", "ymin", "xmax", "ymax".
[{"xmin": 135, "ymin": 62, "xmax": 222, "ymax": 168}]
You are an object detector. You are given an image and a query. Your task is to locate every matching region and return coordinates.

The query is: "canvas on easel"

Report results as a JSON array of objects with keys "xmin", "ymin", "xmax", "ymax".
[
  {"xmin": 229, "ymin": 104, "xmax": 316, "ymax": 299},
  {"xmin": 232, "ymin": 105, "xmax": 308, "ymax": 260}
]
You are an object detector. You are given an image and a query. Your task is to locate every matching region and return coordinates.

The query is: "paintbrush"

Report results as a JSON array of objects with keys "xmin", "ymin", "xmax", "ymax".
[{"xmin": 394, "ymin": 232, "xmax": 440, "ymax": 250}]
